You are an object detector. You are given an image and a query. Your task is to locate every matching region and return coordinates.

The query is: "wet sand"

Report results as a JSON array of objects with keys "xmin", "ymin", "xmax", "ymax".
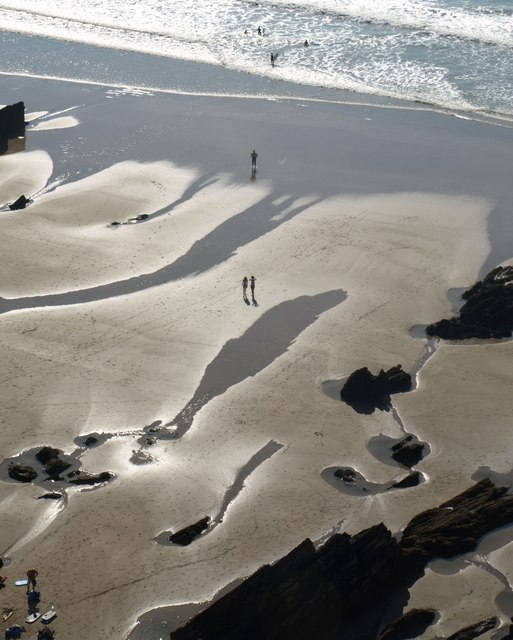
[{"xmin": 1, "ymin": 70, "xmax": 513, "ymax": 639}]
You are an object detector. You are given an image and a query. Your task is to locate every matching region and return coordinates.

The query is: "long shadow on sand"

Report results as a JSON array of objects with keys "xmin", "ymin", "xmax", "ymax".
[
  {"xmin": 0, "ymin": 193, "xmax": 321, "ymax": 314},
  {"xmin": 153, "ymin": 290, "xmax": 346, "ymax": 439}
]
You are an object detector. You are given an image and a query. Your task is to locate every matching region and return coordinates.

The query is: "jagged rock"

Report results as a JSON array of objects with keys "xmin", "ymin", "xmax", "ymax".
[
  {"xmin": 340, "ymin": 365, "xmax": 411, "ymax": 408},
  {"xmin": 171, "ymin": 524, "xmax": 408, "ymax": 640},
  {"xmin": 8, "ymin": 195, "xmax": 28, "ymax": 210},
  {"xmin": 388, "ymin": 472, "xmax": 421, "ymax": 490},
  {"xmin": 446, "ymin": 617, "xmax": 498, "ymax": 640},
  {"xmin": 68, "ymin": 471, "xmax": 113, "ymax": 485},
  {"xmin": 84, "ymin": 436, "xmax": 98, "ymax": 447},
  {"xmin": 8, "ymin": 464, "xmax": 37, "ymax": 483},
  {"xmin": 37, "ymin": 493, "xmax": 62, "ymax": 500},
  {"xmin": 378, "ymin": 608, "xmax": 437, "ymax": 640},
  {"xmin": 0, "ymin": 102, "xmax": 25, "ymax": 155},
  {"xmin": 170, "ymin": 517, "xmax": 211, "ymax": 546},
  {"xmin": 400, "ymin": 478, "xmax": 513, "ymax": 562},
  {"xmin": 426, "ymin": 266, "xmax": 513, "ymax": 340},
  {"xmin": 171, "ymin": 479, "xmax": 513, "ymax": 640},
  {"xmin": 391, "ymin": 437, "xmax": 426, "ymax": 468}
]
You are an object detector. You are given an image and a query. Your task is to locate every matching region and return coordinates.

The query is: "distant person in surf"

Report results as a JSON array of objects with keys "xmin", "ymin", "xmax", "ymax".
[
  {"xmin": 304, "ymin": 39, "xmax": 309, "ymax": 47},
  {"xmin": 270, "ymin": 52, "xmax": 275, "ymax": 66},
  {"xmin": 251, "ymin": 149, "xmax": 258, "ymax": 171},
  {"xmin": 258, "ymin": 26, "xmax": 262, "ymax": 35}
]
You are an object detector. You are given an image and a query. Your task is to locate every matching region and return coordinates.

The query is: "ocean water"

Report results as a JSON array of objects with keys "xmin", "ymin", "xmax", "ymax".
[{"xmin": 1, "ymin": 0, "xmax": 513, "ymax": 119}]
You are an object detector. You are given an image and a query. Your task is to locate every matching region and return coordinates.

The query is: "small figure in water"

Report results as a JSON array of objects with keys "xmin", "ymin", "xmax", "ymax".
[
  {"xmin": 244, "ymin": 29, "xmax": 248, "ymax": 34},
  {"xmin": 304, "ymin": 39, "xmax": 309, "ymax": 47},
  {"xmin": 258, "ymin": 26, "xmax": 262, "ymax": 35},
  {"xmin": 251, "ymin": 149, "xmax": 258, "ymax": 171},
  {"xmin": 270, "ymin": 52, "xmax": 275, "ymax": 66}
]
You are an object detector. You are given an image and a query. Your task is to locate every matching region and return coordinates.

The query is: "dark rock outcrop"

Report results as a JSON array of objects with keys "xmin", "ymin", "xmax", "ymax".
[
  {"xmin": 400, "ymin": 478, "xmax": 513, "ymax": 562},
  {"xmin": 35, "ymin": 446, "xmax": 71, "ymax": 476},
  {"xmin": 0, "ymin": 102, "xmax": 25, "ymax": 155},
  {"xmin": 35, "ymin": 447, "xmax": 61, "ymax": 465},
  {"xmin": 43, "ymin": 457, "xmax": 71, "ymax": 476},
  {"xmin": 446, "ymin": 617, "xmax": 498, "ymax": 640},
  {"xmin": 8, "ymin": 464, "xmax": 37, "ymax": 483},
  {"xmin": 84, "ymin": 436, "xmax": 98, "ymax": 447},
  {"xmin": 391, "ymin": 436, "xmax": 426, "ymax": 468},
  {"xmin": 340, "ymin": 365, "xmax": 411, "ymax": 411},
  {"xmin": 388, "ymin": 471, "xmax": 421, "ymax": 490},
  {"xmin": 334, "ymin": 468, "xmax": 358, "ymax": 482},
  {"xmin": 426, "ymin": 266, "xmax": 513, "ymax": 340},
  {"xmin": 68, "ymin": 471, "xmax": 114, "ymax": 485},
  {"xmin": 170, "ymin": 517, "xmax": 211, "ymax": 546},
  {"xmin": 8, "ymin": 195, "xmax": 29, "ymax": 210},
  {"xmin": 171, "ymin": 479, "xmax": 513, "ymax": 640},
  {"xmin": 378, "ymin": 608, "xmax": 437, "ymax": 640}
]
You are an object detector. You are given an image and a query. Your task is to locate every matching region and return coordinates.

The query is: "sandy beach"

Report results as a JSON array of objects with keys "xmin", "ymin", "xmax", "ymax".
[{"xmin": 2, "ymin": 68, "xmax": 513, "ymax": 639}]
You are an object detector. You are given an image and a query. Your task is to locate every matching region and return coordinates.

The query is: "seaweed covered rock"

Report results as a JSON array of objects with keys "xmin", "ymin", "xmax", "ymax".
[{"xmin": 426, "ymin": 266, "xmax": 513, "ymax": 340}]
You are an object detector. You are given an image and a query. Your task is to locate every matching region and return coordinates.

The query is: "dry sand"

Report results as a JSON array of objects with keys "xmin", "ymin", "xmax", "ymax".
[{"xmin": 1, "ymin": 73, "xmax": 513, "ymax": 639}]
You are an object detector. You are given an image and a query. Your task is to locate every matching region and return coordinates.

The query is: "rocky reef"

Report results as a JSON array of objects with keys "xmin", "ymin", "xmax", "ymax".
[
  {"xmin": 426, "ymin": 265, "xmax": 513, "ymax": 340},
  {"xmin": 171, "ymin": 478, "xmax": 513, "ymax": 640}
]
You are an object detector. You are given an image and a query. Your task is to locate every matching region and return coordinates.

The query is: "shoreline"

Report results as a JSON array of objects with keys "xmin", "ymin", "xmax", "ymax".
[
  {"xmin": 2, "ymin": 64, "xmax": 513, "ymax": 640},
  {"xmin": 2, "ymin": 29, "xmax": 513, "ymax": 130}
]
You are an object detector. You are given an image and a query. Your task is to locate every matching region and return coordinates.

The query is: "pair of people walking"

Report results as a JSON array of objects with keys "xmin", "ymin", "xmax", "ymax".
[{"xmin": 242, "ymin": 276, "xmax": 256, "ymax": 298}]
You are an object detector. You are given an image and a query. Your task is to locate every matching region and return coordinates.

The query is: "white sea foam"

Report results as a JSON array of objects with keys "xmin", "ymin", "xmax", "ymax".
[{"xmin": 0, "ymin": 0, "xmax": 512, "ymax": 117}]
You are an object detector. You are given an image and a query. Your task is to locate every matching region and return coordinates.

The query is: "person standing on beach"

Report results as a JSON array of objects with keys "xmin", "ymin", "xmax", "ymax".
[
  {"xmin": 26, "ymin": 568, "xmax": 38, "ymax": 590},
  {"xmin": 250, "ymin": 275, "xmax": 256, "ymax": 295},
  {"xmin": 242, "ymin": 276, "xmax": 249, "ymax": 296},
  {"xmin": 270, "ymin": 52, "xmax": 275, "ymax": 66},
  {"xmin": 251, "ymin": 150, "xmax": 258, "ymax": 171}
]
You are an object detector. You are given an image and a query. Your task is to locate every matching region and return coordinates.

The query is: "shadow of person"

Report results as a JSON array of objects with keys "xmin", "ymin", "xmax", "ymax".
[
  {"xmin": 243, "ymin": 294, "xmax": 251, "ymax": 305},
  {"xmin": 250, "ymin": 169, "xmax": 256, "ymax": 181},
  {"xmin": 27, "ymin": 589, "xmax": 40, "ymax": 614},
  {"xmin": 252, "ymin": 295, "xmax": 259, "ymax": 307}
]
